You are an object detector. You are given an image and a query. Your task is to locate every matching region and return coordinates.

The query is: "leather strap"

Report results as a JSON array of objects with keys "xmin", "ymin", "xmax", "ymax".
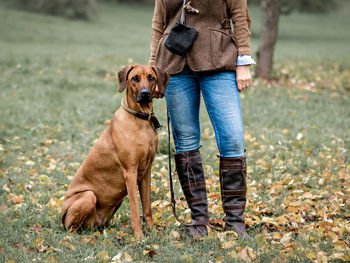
[
  {"xmin": 180, "ymin": 0, "xmax": 187, "ymax": 24},
  {"xmin": 121, "ymin": 101, "xmax": 161, "ymax": 131},
  {"xmin": 167, "ymin": 108, "xmax": 223, "ymax": 232},
  {"xmin": 221, "ymin": 189, "xmax": 247, "ymax": 196},
  {"xmin": 220, "ymin": 157, "xmax": 246, "ymax": 170},
  {"xmin": 174, "ymin": 150, "xmax": 202, "ymax": 165},
  {"xmin": 121, "ymin": 101, "xmax": 151, "ymax": 121},
  {"xmin": 223, "ymin": 203, "xmax": 246, "ymax": 210},
  {"xmin": 182, "ymin": 181, "xmax": 206, "ymax": 191},
  {"xmin": 187, "ymin": 196, "xmax": 208, "ymax": 205}
]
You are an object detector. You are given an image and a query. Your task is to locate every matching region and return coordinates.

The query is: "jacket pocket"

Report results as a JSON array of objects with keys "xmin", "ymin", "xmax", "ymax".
[
  {"xmin": 209, "ymin": 28, "xmax": 237, "ymax": 70},
  {"xmin": 155, "ymin": 33, "xmax": 171, "ymax": 70},
  {"xmin": 155, "ymin": 33, "xmax": 185, "ymax": 74},
  {"xmin": 155, "ymin": 33, "xmax": 169, "ymax": 59}
]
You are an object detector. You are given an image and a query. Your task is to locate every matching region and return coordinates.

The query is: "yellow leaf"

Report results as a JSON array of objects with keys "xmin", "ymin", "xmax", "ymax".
[
  {"xmin": 152, "ymin": 244, "xmax": 160, "ymax": 250},
  {"xmin": 170, "ymin": 230, "xmax": 181, "ymax": 240},
  {"xmin": 96, "ymin": 250, "xmax": 109, "ymax": 263},
  {"xmin": 32, "ymin": 237, "xmax": 45, "ymax": 248},
  {"xmin": 63, "ymin": 241, "xmax": 76, "ymax": 250},
  {"xmin": 227, "ymin": 250, "xmax": 237, "ymax": 258},
  {"xmin": 38, "ymin": 174, "xmax": 49, "ymax": 181},
  {"xmin": 333, "ymin": 241, "xmax": 348, "ymax": 251},
  {"xmin": 341, "ymin": 255, "xmax": 350, "ymax": 261},
  {"xmin": 124, "ymin": 252, "xmax": 133, "ymax": 262},
  {"xmin": 271, "ymin": 256, "xmax": 287, "ymax": 263},
  {"xmin": 80, "ymin": 236, "xmax": 92, "ymax": 245},
  {"xmin": 210, "ymin": 204, "xmax": 223, "ymax": 214},
  {"xmin": 47, "ymin": 198, "xmax": 63, "ymax": 212},
  {"xmin": 306, "ymin": 252, "xmax": 316, "ymax": 260},
  {"xmin": 286, "ymin": 206, "xmax": 300, "ymax": 213},
  {"xmin": 237, "ymin": 247, "xmax": 256, "ymax": 262},
  {"xmin": 272, "ymin": 232, "xmax": 282, "ymax": 241},
  {"xmin": 281, "ymin": 232, "xmax": 292, "ymax": 244},
  {"xmin": 46, "ymin": 255, "xmax": 59, "ymax": 263},
  {"xmin": 222, "ymin": 241, "xmax": 236, "ymax": 249},
  {"xmin": 180, "ymin": 255, "xmax": 193, "ymax": 263},
  {"xmin": 317, "ymin": 251, "xmax": 328, "ymax": 263}
]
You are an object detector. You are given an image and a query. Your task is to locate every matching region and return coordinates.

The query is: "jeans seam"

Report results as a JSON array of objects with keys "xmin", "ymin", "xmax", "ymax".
[
  {"xmin": 166, "ymin": 73, "xmax": 201, "ymax": 154},
  {"xmin": 167, "ymin": 105, "xmax": 180, "ymax": 151}
]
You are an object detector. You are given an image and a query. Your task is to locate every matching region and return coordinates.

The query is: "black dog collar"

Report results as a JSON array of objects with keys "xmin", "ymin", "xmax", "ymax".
[{"xmin": 121, "ymin": 102, "xmax": 162, "ymax": 131}]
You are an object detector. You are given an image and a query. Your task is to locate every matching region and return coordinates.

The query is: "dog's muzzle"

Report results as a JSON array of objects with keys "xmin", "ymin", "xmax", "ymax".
[{"xmin": 136, "ymin": 88, "xmax": 152, "ymax": 104}]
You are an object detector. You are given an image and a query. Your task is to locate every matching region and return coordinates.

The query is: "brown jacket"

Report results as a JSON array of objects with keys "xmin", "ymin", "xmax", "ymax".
[{"xmin": 150, "ymin": 0, "xmax": 252, "ymax": 75}]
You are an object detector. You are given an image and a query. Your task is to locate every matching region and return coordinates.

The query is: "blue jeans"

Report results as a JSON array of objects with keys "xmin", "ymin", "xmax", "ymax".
[{"xmin": 165, "ymin": 69, "xmax": 245, "ymax": 158}]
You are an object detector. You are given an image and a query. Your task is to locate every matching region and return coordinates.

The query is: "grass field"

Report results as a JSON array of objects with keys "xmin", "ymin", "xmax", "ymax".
[{"xmin": 0, "ymin": 1, "xmax": 349, "ymax": 262}]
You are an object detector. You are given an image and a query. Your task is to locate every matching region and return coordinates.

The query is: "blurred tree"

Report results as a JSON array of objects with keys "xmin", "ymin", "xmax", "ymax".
[
  {"xmin": 255, "ymin": 0, "xmax": 281, "ymax": 79},
  {"xmin": 106, "ymin": 0, "xmax": 154, "ymax": 4},
  {"xmin": 253, "ymin": 0, "xmax": 338, "ymax": 79},
  {"xmin": 248, "ymin": 0, "xmax": 337, "ymax": 13},
  {"xmin": 19, "ymin": 0, "xmax": 95, "ymax": 19}
]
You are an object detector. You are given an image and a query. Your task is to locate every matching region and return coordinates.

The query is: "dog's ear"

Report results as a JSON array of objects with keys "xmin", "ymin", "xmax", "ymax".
[
  {"xmin": 117, "ymin": 65, "xmax": 134, "ymax": 93},
  {"xmin": 152, "ymin": 66, "xmax": 170, "ymax": 99}
]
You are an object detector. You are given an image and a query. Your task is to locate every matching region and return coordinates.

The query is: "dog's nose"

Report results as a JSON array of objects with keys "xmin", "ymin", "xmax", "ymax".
[
  {"xmin": 140, "ymin": 88, "xmax": 151, "ymax": 98},
  {"xmin": 136, "ymin": 87, "xmax": 152, "ymax": 104}
]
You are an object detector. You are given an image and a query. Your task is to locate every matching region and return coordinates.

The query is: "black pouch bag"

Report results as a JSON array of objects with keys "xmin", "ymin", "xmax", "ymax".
[{"xmin": 164, "ymin": 0, "xmax": 198, "ymax": 57}]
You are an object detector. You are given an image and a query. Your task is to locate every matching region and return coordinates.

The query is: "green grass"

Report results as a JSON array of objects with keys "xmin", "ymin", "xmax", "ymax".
[{"xmin": 0, "ymin": 1, "xmax": 349, "ymax": 262}]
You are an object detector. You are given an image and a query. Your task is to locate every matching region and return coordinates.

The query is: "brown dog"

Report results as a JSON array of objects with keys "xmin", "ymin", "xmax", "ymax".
[{"xmin": 61, "ymin": 65, "xmax": 169, "ymax": 238}]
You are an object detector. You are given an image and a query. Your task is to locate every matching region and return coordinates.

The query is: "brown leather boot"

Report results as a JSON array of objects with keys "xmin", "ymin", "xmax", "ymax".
[
  {"xmin": 175, "ymin": 149, "xmax": 209, "ymax": 237},
  {"xmin": 219, "ymin": 156, "xmax": 250, "ymax": 239}
]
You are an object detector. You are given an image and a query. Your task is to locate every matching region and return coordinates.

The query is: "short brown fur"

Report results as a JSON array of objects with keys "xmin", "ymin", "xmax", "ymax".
[{"xmin": 61, "ymin": 65, "xmax": 169, "ymax": 238}]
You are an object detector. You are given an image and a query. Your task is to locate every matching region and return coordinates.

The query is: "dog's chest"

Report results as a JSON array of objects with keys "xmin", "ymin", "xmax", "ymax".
[{"xmin": 137, "ymin": 138, "xmax": 157, "ymax": 170}]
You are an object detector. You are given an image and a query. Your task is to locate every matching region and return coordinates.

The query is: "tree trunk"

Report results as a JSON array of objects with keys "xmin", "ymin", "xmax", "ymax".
[{"xmin": 256, "ymin": 0, "xmax": 281, "ymax": 79}]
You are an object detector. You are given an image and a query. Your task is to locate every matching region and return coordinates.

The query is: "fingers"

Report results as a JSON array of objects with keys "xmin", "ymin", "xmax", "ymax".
[
  {"xmin": 237, "ymin": 80, "xmax": 243, "ymax": 92},
  {"xmin": 236, "ymin": 65, "xmax": 252, "ymax": 92},
  {"xmin": 237, "ymin": 77, "xmax": 252, "ymax": 92}
]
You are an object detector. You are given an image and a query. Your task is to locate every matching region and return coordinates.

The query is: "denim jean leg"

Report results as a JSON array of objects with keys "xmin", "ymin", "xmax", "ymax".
[
  {"xmin": 166, "ymin": 72, "xmax": 209, "ymax": 237},
  {"xmin": 199, "ymin": 71, "xmax": 245, "ymax": 157},
  {"xmin": 165, "ymin": 72, "xmax": 201, "ymax": 153}
]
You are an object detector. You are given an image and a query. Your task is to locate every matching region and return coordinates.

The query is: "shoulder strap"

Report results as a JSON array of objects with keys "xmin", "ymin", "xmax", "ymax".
[{"xmin": 180, "ymin": 0, "xmax": 187, "ymax": 24}]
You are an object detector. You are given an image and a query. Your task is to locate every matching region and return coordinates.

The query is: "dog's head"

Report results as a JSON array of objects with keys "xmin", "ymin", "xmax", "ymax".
[{"xmin": 117, "ymin": 65, "xmax": 169, "ymax": 104}]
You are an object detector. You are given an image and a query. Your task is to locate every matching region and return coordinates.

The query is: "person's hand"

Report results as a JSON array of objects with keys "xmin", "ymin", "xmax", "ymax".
[{"xmin": 236, "ymin": 65, "xmax": 252, "ymax": 92}]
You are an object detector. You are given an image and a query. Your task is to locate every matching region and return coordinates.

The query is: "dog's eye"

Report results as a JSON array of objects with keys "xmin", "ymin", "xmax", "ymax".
[
  {"xmin": 131, "ymin": 75, "xmax": 139, "ymax": 82},
  {"xmin": 148, "ymin": 74, "xmax": 155, "ymax": 82}
]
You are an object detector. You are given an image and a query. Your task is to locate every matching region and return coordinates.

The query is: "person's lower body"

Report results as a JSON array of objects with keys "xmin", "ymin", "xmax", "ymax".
[{"xmin": 165, "ymin": 68, "xmax": 249, "ymax": 238}]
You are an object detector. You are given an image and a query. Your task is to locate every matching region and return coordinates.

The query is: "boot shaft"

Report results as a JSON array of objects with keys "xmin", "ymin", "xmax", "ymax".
[
  {"xmin": 174, "ymin": 149, "xmax": 209, "ymax": 222},
  {"xmin": 219, "ymin": 156, "xmax": 247, "ymax": 226}
]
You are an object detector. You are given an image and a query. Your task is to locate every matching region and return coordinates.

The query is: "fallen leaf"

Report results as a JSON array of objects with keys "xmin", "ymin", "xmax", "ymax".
[
  {"xmin": 124, "ymin": 252, "xmax": 133, "ymax": 262},
  {"xmin": 96, "ymin": 250, "xmax": 109, "ymax": 263},
  {"xmin": 180, "ymin": 255, "xmax": 193, "ymax": 263},
  {"xmin": 237, "ymin": 247, "xmax": 256, "ymax": 262},
  {"xmin": 221, "ymin": 241, "xmax": 236, "ymax": 249},
  {"xmin": 62, "ymin": 241, "xmax": 75, "ymax": 251}
]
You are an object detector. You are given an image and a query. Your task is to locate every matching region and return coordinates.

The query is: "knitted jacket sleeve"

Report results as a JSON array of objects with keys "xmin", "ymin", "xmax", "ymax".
[
  {"xmin": 149, "ymin": 0, "xmax": 165, "ymax": 66},
  {"xmin": 227, "ymin": 0, "xmax": 252, "ymax": 56}
]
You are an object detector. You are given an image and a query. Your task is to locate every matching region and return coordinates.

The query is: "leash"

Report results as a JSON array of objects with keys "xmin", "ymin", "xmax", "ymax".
[{"xmin": 167, "ymin": 108, "xmax": 224, "ymax": 232}]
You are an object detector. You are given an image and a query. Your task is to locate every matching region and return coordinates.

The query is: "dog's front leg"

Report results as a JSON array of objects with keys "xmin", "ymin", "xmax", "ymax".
[
  {"xmin": 139, "ymin": 170, "xmax": 153, "ymax": 230},
  {"xmin": 124, "ymin": 169, "xmax": 144, "ymax": 239}
]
